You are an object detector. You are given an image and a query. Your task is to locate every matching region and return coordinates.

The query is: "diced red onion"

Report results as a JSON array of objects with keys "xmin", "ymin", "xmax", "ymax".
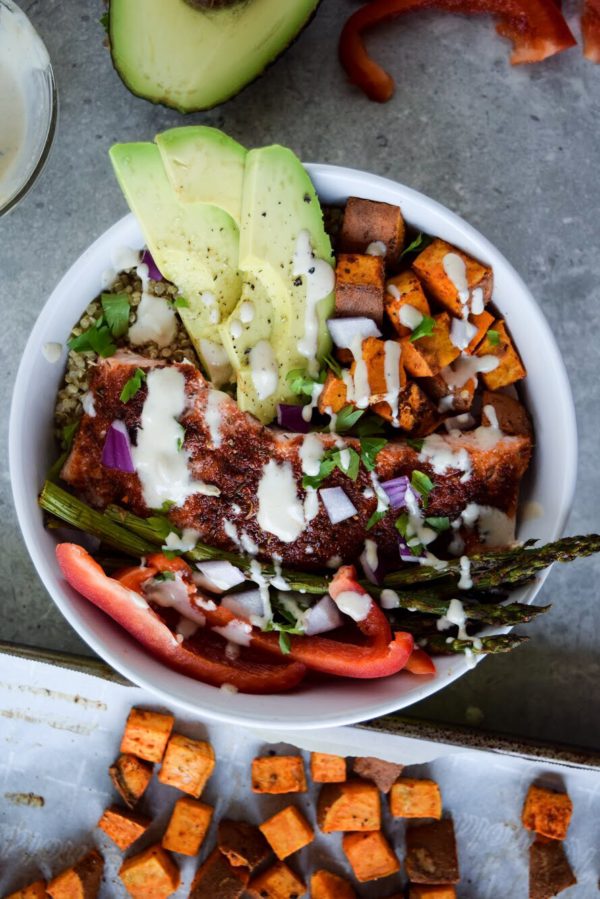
[
  {"xmin": 381, "ymin": 476, "xmax": 415, "ymax": 510},
  {"xmin": 141, "ymin": 249, "xmax": 163, "ymax": 281},
  {"xmin": 277, "ymin": 403, "xmax": 312, "ymax": 433},
  {"xmin": 327, "ymin": 317, "xmax": 382, "ymax": 348},
  {"xmin": 101, "ymin": 420, "xmax": 135, "ymax": 473},
  {"xmin": 303, "ymin": 595, "xmax": 344, "ymax": 636},
  {"xmin": 399, "ymin": 537, "xmax": 425, "ymax": 563},
  {"xmin": 360, "ymin": 546, "xmax": 382, "ymax": 586},
  {"xmin": 194, "ymin": 560, "xmax": 246, "ymax": 594},
  {"xmin": 222, "ymin": 589, "xmax": 264, "ymax": 620},
  {"xmin": 320, "ymin": 487, "xmax": 357, "ymax": 525}
]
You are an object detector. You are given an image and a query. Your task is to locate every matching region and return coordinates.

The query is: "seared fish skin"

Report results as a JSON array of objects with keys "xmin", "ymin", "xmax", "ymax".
[{"xmin": 61, "ymin": 354, "xmax": 532, "ymax": 569}]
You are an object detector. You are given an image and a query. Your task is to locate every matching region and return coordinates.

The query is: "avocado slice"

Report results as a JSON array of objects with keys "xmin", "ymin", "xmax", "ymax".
[
  {"xmin": 109, "ymin": 141, "xmax": 241, "ymax": 385},
  {"xmin": 109, "ymin": 0, "xmax": 322, "ymax": 113},
  {"xmin": 222, "ymin": 145, "xmax": 335, "ymax": 423},
  {"xmin": 156, "ymin": 127, "xmax": 246, "ymax": 223}
]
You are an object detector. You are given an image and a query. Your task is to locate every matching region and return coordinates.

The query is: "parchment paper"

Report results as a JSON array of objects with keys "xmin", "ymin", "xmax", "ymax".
[{"xmin": 0, "ymin": 653, "xmax": 597, "ymax": 897}]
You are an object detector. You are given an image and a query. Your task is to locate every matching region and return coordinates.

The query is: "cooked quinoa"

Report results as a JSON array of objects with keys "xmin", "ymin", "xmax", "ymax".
[{"xmin": 54, "ymin": 267, "xmax": 198, "ymax": 438}]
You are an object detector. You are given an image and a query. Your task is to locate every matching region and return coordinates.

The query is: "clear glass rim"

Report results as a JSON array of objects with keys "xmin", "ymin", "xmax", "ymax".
[{"xmin": 0, "ymin": 1, "xmax": 58, "ymax": 217}]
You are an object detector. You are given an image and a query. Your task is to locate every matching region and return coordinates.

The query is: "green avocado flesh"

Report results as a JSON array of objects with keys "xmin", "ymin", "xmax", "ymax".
[
  {"xmin": 110, "ymin": 128, "xmax": 333, "ymax": 423},
  {"xmin": 109, "ymin": 141, "xmax": 241, "ymax": 385},
  {"xmin": 109, "ymin": 0, "xmax": 321, "ymax": 113}
]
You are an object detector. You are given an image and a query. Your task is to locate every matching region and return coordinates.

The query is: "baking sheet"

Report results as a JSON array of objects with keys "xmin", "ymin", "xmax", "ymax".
[{"xmin": 0, "ymin": 653, "xmax": 598, "ymax": 897}]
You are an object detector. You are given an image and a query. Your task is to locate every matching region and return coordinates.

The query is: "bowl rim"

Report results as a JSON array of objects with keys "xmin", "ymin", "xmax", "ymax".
[
  {"xmin": 0, "ymin": 0, "xmax": 58, "ymax": 217},
  {"xmin": 9, "ymin": 163, "xmax": 578, "ymax": 728}
]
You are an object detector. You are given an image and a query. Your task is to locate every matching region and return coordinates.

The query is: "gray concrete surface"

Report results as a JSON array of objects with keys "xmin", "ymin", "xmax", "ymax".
[{"xmin": 1, "ymin": 1, "xmax": 599, "ymax": 747}]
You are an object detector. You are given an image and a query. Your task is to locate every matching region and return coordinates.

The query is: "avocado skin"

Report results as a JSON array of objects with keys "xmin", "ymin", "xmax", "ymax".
[
  {"xmin": 107, "ymin": 0, "xmax": 323, "ymax": 114},
  {"xmin": 184, "ymin": 0, "xmax": 242, "ymax": 8}
]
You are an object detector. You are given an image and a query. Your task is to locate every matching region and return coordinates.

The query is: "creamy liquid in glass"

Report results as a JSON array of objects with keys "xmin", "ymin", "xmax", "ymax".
[{"xmin": 0, "ymin": 1, "xmax": 52, "ymax": 208}]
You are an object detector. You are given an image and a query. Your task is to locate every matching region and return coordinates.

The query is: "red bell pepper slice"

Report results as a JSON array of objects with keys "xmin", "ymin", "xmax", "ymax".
[
  {"xmin": 583, "ymin": 0, "xmax": 600, "ymax": 61},
  {"xmin": 56, "ymin": 544, "xmax": 306, "ymax": 694},
  {"xmin": 339, "ymin": 0, "xmax": 576, "ymax": 102},
  {"xmin": 405, "ymin": 647, "xmax": 436, "ymax": 675},
  {"xmin": 197, "ymin": 564, "xmax": 415, "ymax": 679}
]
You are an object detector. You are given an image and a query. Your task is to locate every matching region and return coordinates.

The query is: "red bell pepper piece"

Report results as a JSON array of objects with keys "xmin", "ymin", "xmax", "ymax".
[
  {"xmin": 339, "ymin": 0, "xmax": 576, "ymax": 102},
  {"xmin": 56, "ymin": 544, "xmax": 306, "ymax": 694},
  {"xmin": 197, "ymin": 564, "xmax": 415, "ymax": 679},
  {"xmin": 405, "ymin": 647, "xmax": 436, "ymax": 675},
  {"xmin": 583, "ymin": 0, "xmax": 600, "ymax": 60}
]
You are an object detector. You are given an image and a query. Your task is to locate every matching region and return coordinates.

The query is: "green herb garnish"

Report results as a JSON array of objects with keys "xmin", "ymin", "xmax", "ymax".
[
  {"xmin": 330, "ymin": 405, "xmax": 364, "ymax": 433},
  {"xmin": 411, "ymin": 470, "xmax": 435, "ymax": 507},
  {"xmin": 359, "ymin": 437, "xmax": 388, "ymax": 472},
  {"xmin": 302, "ymin": 445, "xmax": 360, "ymax": 489},
  {"xmin": 174, "ymin": 296, "xmax": 190, "ymax": 309},
  {"xmin": 425, "ymin": 516, "xmax": 451, "ymax": 533},
  {"xmin": 101, "ymin": 292, "xmax": 130, "ymax": 338},
  {"xmin": 409, "ymin": 315, "xmax": 436, "ymax": 343},
  {"xmin": 407, "ymin": 438, "xmax": 424, "ymax": 452},
  {"xmin": 61, "ymin": 421, "xmax": 79, "ymax": 451},
  {"xmin": 487, "ymin": 329, "xmax": 500, "ymax": 346},
  {"xmin": 395, "ymin": 512, "xmax": 409, "ymax": 537},
  {"xmin": 400, "ymin": 232, "xmax": 432, "ymax": 258},
  {"xmin": 120, "ymin": 368, "xmax": 146, "ymax": 403},
  {"xmin": 286, "ymin": 369, "xmax": 321, "ymax": 397},
  {"xmin": 278, "ymin": 632, "xmax": 291, "ymax": 654},
  {"xmin": 323, "ymin": 352, "xmax": 342, "ymax": 378},
  {"xmin": 68, "ymin": 318, "xmax": 116, "ymax": 358},
  {"xmin": 153, "ymin": 571, "xmax": 175, "ymax": 582},
  {"xmin": 366, "ymin": 508, "xmax": 387, "ymax": 530}
]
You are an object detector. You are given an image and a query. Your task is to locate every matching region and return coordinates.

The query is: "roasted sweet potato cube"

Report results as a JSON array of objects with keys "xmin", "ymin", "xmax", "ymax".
[
  {"xmin": 529, "ymin": 838, "xmax": 577, "ymax": 899},
  {"xmin": 189, "ymin": 848, "xmax": 248, "ymax": 899},
  {"xmin": 420, "ymin": 371, "xmax": 476, "ymax": 414},
  {"xmin": 342, "ymin": 831, "xmax": 400, "ymax": 882},
  {"xmin": 5, "ymin": 882, "xmax": 47, "ymax": 899},
  {"xmin": 466, "ymin": 310, "xmax": 494, "ymax": 354},
  {"xmin": 405, "ymin": 820, "xmax": 460, "ymax": 884},
  {"xmin": 409, "ymin": 886, "xmax": 457, "ymax": 898},
  {"xmin": 109, "ymin": 753, "xmax": 153, "ymax": 808},
  {"xmin": 339, "ymin": 196, "xmax": 405, "ymax": 265},
  {"xmin": 310, "ymin": 752, "xmax": 347, "ymax": 783},
  {"xmin": 317, "ymin": 780, "xmax": 380, "ymax": 832},
  {"xmin": 259, "ymin": 805, "xmax": 314, "ymax": 860},
  {"xmin": 390, "ymin": 779, "xmax": 442, "ymax": 819},
  {"xmin": 47, "ymin": 850, "xmax": 104, "ymax": 899},
  {"xmin": 97, "ymin": 804, "xmax": 151, "ymax": 851},
  {"xmin": 162, "ymin": 797, "xmax": 213, "ymax": 856},
  {"xmin": 310, "ymin": 869, "xmax": 357, "ymax": 899},
  {"xmin": 252, "ymin": 755, "xmax": 307, "ymax": 794},
  {"xmin": 120, "ymin": 708, "xmax": 174, "ymax": 763},
  {"xmin": 401, "ymin": 314, "xmax": 460, "ymax": 378},
  {"xmin": 522, "ymin": 785, "xmax": 573, "ymax": 841},
  {"xmin": 335, "ymin": 253, "xmax": 385, "ymax": 325},
  {"xmin": 476, "ymin": 319, "xmax": 526, "ymax": 389},
  {"xmin": 412, "ymin": 239, "xmax": 492, "ymax": 317},
  {"xmin": 352, "ymin": 756, "xmax": 404, "ymax": 794},
  {"xmin": 157, "ymin": 733, "xmax": 215, "ymax": 797},
  {"xmin": 318, "ymin": 372, "xmax": 349, "ymax": 415},
  {"xmin": 352, "ymin": 337, "xmax": 406, "ymax": 407},
  {"xmin": 247, "ymin": 861, "xmax": 306, "ymax": 899},
  {"xmin": 119, "ymin": 844, "xmax": 180, "ymax": 898},
  {"xmin": 218, "ymin": 818, "xmax": 272, "ymax": 872},
  {"xmin": 481, "ymin": 390, "xmax": 532, "ymax": 437},
  {"xmin": 373, "ymin": 382, "xmax": 439, "ymax": 434},
  {"xmin": 385, "ymin": 271, "xmax": 431, "ymax": 338}
]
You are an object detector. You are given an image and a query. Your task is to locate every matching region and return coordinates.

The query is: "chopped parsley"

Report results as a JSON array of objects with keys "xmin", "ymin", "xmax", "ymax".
[
  {"xmin": 173, "ymin": 296, "xmax": 190, "ymax": 309},
  {"xmin": 411, "ymin": 470, "xmax": 435, "ymax": 507},
  {"xmin": 407, "ymin": 437, "xmax": 424, "ymax": 452},
  {"xmin": 352, "ymin": 414, "xmax": 386, "ymax": 437},
  {"xmin": 153, "ymin": 571, "xmax": 175, "ymax": 582},
  {"xmin": 409, "ymin": 315, "xmax": 436, "ymax": 343},
  {"xmin": 101, "ymin": 292, "xmax": 130, "ymax": 338},
  {"xmin": 366, "ymin": 508, "xmax": 387, "ymax": 530},
  {"xmin": 278, "ymin": 632, "xmax": 291, "ymax": 654},
  {"xmin": 359, "ymin": 437, "xmax": 387, "ymax": 472},
  {"xmin": 487, "ymin": 328, "xmax": 500, "ymax": 346},
  {"xmin": 68, "ymin": 318, "xmax": 116, "ymax": 357},
  {"xmin": 425, "ymin": 516, "xmax": 450, "ymax": 533},
  {"xmin": 265, "ymin": 602, "xmax": 304, "ymax": 654},
  {"xmin": 302, "ymin": 445, "xmax": 360, "ymax": 489},
  {"xmin": 322, "ymin": 352, "xmax": 342, "ymax": 378},
  {"xmin": 286, "ymin": 369, "xmax": 322, "ymax": 398},
  {"xmin": 395, "ymin": 513, "xmax": 424, "ymax": 556},
  {"xmin": 119, "ymin": 368, "xmax": 146, "ymax": 403},
  {"xmin": 400, "ymin": 232, "xmax": 432, "ymax": 258},
  {"xmin": 330, "ymin": 405, "xmax": 363, "ymax": 433}
]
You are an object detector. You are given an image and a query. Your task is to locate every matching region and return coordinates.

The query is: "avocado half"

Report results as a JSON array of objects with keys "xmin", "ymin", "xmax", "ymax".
[{"xmin": 108, "ymin": 0, "xmax": 322, "ymax": 113}]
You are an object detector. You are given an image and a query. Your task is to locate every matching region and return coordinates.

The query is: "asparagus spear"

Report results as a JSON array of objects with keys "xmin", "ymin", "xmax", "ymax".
[
  {"xmin": 383, "ymin": 535, "xmax": 600, "ymax": 590},
  {"xmin": 39, "ymin": 482, "xmax": 156, "ymax": 557},
  {"xmin": 386, "ymin": 599, "xmax": 550, "ymax": 628},
  {"xmin": 422, "ymin": 634, "xmax": 529, "ymax": 655}
]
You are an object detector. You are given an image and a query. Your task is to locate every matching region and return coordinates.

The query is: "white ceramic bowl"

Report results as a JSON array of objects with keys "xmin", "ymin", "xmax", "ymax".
[{"xmin": 9, "ymin": 165, "xmax": 577, "ymax": 729}]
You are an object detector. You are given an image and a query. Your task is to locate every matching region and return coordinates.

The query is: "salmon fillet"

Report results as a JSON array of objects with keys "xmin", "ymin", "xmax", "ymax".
[{"xmin": 61, "ymin": 354, "xmax": 532, "ymax": 569}]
